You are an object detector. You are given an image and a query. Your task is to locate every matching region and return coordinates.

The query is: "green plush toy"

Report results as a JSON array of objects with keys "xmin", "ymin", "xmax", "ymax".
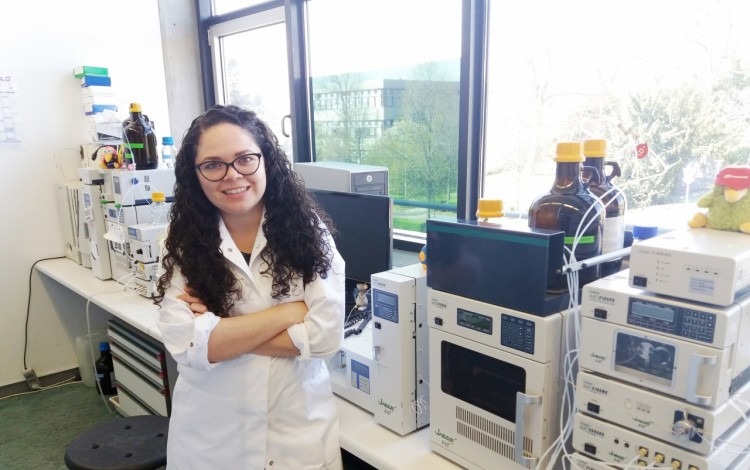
[{"xmin": 688, "ymin": 166, "xmax": 750, "ymax": 233}]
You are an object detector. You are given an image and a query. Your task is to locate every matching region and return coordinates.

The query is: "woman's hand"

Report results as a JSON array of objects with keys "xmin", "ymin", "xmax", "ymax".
[{"xmin": 177, "ymin": 287, "xmax": 208, "ymax": 316}]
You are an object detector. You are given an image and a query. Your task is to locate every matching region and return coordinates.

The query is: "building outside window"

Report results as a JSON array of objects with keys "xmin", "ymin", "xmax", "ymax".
[
  {"xmin": 307, "ymin": 0, "xmax": 462, "ymax": 232},
  {"xmin": 204, "ymin": 0, "xmax": 750, "ymax": 235}
]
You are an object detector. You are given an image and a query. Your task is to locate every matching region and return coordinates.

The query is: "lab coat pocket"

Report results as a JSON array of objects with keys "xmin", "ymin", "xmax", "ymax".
[
  {"xmin": 301, "ymin": 360, "xmax": 334, "ymax": 410},
  {"xmin": 168, "ymin": 377, "xmax": 265, "ymax": 469},
  {"xmin": 303, "ymin": 361, "xmax": 340, "ymax": 464}
]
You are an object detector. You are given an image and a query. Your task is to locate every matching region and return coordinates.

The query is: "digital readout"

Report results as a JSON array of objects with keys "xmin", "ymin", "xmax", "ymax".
[
  {"xmin": 457, "ymin": 308, "xmax": 492, "ymax": 334},
  {"xmin": 631, "ymin": 300, "xmax": 675, "ymax": 323}
]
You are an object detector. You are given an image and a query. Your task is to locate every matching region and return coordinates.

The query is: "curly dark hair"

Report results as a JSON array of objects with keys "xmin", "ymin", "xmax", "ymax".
[{"xmin": 153, "ymin": 105, "xmax": 335, "ymax": 317}]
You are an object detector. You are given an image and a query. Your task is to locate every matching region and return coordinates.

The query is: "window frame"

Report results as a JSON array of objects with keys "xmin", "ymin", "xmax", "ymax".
[
  {"xmin": 206, "ymin": 6, "xmax": 286, "ymax": 106},
  {"xmin": 197, "ymin": 0, "xmax": 490, "ymax": 249}
]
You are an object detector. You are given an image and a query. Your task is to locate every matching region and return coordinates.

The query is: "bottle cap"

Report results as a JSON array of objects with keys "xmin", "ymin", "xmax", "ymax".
[
  {"xmin": 476, "ymin": 198, "xmax": 504, "ymax": 219},
  {"xmin": 583, "ymin": 139, "xmax": 607, "ymax": 158},
  {"xmin": 554, "ymin": 142, "xmax": 584, "ymax": 163},
  {"xmin": 632, "ymin": 225, "xmax": 659, "ymax": 240},
  {"xmin": 129, "ymin": 102, "xmax": 142, "ymax": 113},
  {"xmin": 151, "ymin": 191, "xmax": 166, "ymax": 203},
  {"xmin": 162, "ymin": 136, "xmax": 174, "ymax": 145},
  {"xmin": 99, "ymin": 341, "xmax": 110, "ymax": 352}
]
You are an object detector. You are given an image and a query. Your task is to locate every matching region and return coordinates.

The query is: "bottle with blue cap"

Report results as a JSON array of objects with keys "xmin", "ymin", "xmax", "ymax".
[
  {"xmin": 94, "ymin": 341, "xmax": 116, "ymax": 396},
  {"xmin": 161, "ymin": 136, "xmax": 176, "ymax": 169},
  {"xmin": 632, "ymin": 224, "xmax": 659, "ymax": 243}
]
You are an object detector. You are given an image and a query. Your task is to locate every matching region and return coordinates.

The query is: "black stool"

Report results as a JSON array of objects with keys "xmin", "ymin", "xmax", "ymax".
[{"xmin": 64, "ymin": 415, "xmax": 169, "ymax": 470}]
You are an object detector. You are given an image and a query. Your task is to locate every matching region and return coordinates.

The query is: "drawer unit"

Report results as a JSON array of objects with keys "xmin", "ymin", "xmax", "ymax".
[
  {"xmin": 115, "ymin": 387, "xmax": 153, "ymax": 417},
  {"xmin": 107, "ymin": 318, "xmax": 176, "ymax": 416}
]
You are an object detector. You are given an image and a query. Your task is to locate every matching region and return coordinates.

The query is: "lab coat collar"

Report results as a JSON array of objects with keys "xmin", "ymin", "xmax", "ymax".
[{"xmin": 218, "ymin": 209, "xmax": 268, "ymax": 276}]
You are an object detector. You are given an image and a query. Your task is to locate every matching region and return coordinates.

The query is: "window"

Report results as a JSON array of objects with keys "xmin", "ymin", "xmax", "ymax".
[
  {"xmin": 306, "ymin": 0, "xmax": 462, "ymax": 233},
  {"xmin": 212, "ymin": 0, "xmax": 269, "ymax": 15},
  {"xmin": 483, "ymin": 1, "xmax": 750, "ymax": 230},
  {"xmin": 207, "ymin": 6, "xmax": 293, "ymax": 156},
  {"xmin": 197, "ymin": 1, "xmax": 750, "ymax": 239}
]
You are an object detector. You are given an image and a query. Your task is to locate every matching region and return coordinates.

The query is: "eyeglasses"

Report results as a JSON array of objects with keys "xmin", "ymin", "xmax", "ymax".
[{"xmin": 194, "ymin": 153, "xmax": 263, "ymax": 181}]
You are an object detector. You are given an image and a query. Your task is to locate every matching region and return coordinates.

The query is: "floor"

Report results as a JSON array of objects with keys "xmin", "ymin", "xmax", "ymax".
[
  {"xmin": 0, "ymin": 376, "xmax": 375, "ymax": 470},
  {"xmin": 0, "ymin": 378, "xmax": 119, "ymax": 470}
]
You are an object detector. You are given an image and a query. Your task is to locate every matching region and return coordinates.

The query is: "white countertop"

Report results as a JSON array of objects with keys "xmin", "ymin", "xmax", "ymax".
[
  {"xmin": 36, "ymin": 258, "xmax": 459, "ymax": 470},
  {"xmin": 36, "ymin": 258, "xmax": 161, "ymax": 339},
  {"xmin": 336, "ymin": 397, "xmax": 458, "ymax": 469}
]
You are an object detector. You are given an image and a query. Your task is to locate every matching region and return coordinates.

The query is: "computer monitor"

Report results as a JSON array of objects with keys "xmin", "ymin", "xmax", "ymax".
[{"xmin": 308, "ymin": 189, "xmax": 393, "ymax": 284}]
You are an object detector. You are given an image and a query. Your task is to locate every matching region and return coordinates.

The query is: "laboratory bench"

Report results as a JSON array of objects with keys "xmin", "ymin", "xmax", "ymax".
[{"xmin": 34, "ymin": 257, "xmax": 459, "ymax": 470}]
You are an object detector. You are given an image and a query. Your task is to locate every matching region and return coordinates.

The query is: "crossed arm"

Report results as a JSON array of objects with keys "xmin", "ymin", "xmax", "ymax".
[{"xmin": 178, "ymin": 290, "xmax": 305, "ymax": 362}]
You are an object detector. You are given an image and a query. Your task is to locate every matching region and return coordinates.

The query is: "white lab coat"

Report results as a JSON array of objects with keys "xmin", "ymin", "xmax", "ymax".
[{"xmin": 157, "ymin": 216, "xmax": 346, "ymax": 470}]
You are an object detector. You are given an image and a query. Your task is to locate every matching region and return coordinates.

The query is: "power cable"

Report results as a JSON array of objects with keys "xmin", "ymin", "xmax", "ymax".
[{"xmin": 24, "ymin": 256, "xmax": 66, "ymax": 371}]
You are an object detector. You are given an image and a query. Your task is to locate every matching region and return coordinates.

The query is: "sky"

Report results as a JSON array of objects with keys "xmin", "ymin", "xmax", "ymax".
[{"xmin": 306, "ymin": 0, "xmax": 462, "ymax": 77}]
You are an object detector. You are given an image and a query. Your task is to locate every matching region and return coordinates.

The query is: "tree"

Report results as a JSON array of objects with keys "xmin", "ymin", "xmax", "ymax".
[
  {"xmin": 556, "ymin": 59, "xmax": 750, "ymax": 211},
  {"xmin": 367, "ymin": 63, "xmax": 460, "ymax": 206},
  {"xmin": 312, "ymin": 73, "xmax": 373, "ymax": 163},
  {"xmin": 617, "ymin": 80, "xmax": 748, "ymax": 209},
  {"xmin": 226, "ymin": 58, "xmax": 263, "ymax": 110}
]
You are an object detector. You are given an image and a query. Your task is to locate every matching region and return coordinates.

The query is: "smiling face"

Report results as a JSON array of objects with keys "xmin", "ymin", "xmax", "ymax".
[{"xmin": 195, "ymin": 122, "xmax": 267, "ymax": 223}]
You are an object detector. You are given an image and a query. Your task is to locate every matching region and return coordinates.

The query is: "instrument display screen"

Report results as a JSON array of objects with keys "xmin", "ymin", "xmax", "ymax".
[
  {"xmin": 631, "ymin": 300, "xmax": 675, "ymax": 323},
  {"xmin": 457, "ymin": 308, "xmax": 492, "ymax": 335},
  {"xmin": 627, "ymin": 298, "xmax": 716, "ymax": 344}
]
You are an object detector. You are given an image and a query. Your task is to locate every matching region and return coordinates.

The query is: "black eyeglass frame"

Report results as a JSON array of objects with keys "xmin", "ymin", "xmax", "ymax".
[{"xmin": 194, "ymin": 153, "xmax": 263, "ymax": 181}]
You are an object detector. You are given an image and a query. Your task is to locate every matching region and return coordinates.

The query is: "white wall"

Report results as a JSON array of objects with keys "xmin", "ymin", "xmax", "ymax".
[
  {"xmin": 0, "ymin": 0, "xmax": 201, "ymax": 387},
  {"xmin": 158, "ymin": 0, "xmax": 204, "ymax": 144}
]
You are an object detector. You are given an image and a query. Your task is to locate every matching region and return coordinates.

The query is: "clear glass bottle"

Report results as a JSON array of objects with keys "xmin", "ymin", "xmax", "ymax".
[
  {"xmin": 528, "ymin": 141, "xmax": 604, "ymax": 293},
  {"xmin": 582, "ymin": 139, "xmax": 626, "ymax": 277},
  {"xmin": 151, "ymin": 191, "xmax": 168, "ymax": 225},
  {"xmin": 123, "ymin": 102, "xmax": 158, "ymax": 170},
  {"xmin": 161, "ymin": 136, "xmax": 175, "ymax": 169}
]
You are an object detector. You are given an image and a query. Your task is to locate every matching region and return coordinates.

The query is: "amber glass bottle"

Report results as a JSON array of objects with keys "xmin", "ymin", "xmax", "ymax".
[
  {"xmin": 528, "ymin": 142, "xmax": 604, "ymax": 293},
  {"xmin": 123, "ymin": 102, "xmax": 158, "ymax": 170},
  {"xmin": 94, "ymin": 341, "xmax": 116, "ymax": 395},
  {"xmin": 582, "ymin": 139, "xmax": 626, "ymax": 277}
]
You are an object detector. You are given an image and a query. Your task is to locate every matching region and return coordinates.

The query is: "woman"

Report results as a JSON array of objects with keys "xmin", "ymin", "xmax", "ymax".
[{"xmin": 154, "ymin": 105, "xmax": 345, "ymax": 469}]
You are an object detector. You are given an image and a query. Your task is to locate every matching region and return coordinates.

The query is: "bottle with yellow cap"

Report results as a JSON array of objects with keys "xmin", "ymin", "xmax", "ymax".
[
  {"xmin": 528, "ymin": 141, "xmax": 604, "ymax": 293},
  {"xmin": 123, "ymin": 102, "xmax": 158, "ymax": 170},
  {"xmin": 582, "ymin": 139, "xmax": 626, "ymax": 277},
  {"xmin": 150, "ymin": 191, "xmax": 168, "ymax": 225},
  {"xmin": 476, "ymin": 198, "xmax": 504, "ymax": 224}
]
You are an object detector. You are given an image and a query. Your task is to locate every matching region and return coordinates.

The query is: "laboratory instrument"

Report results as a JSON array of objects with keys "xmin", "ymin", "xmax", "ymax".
[
  {"xmin": 629, "ymin": 227, "xmax": 750, "ymax": 306},
  {"xmin": 296, "ymin": 161, "xmax": 389, "ymax": 195},
  {"xmin": 573, "ymin": 411, "xmax": 750, "ymax": 469},
  {"xmin": 428, "ymin": 288, "xmax": 575, "ymax": 470},
  {"xmin": 426, "ymin": 217, "xmax": 569, "ymax": 316},
  {"xmin": 329, "ymin": 263, "xmax": 430, "ymax": 436}
]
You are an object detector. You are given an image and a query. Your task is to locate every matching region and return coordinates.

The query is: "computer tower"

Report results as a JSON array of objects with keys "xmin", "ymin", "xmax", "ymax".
[{"xmin": 295, "ymin": 161, "xmax": 388, "ymax": 195}]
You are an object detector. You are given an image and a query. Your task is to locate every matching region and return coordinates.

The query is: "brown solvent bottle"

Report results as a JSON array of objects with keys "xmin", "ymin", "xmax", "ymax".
[
  {"xmin": 582, "ymin": 139, "xmax": 626, "ymax": 278},
  {"xmin": 123, "ymin": 102, "xmax": 158, "ymax": 170},
  {"xmin": 528, "ymin": 141, "xmax": 604, "ymax": 293}
]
